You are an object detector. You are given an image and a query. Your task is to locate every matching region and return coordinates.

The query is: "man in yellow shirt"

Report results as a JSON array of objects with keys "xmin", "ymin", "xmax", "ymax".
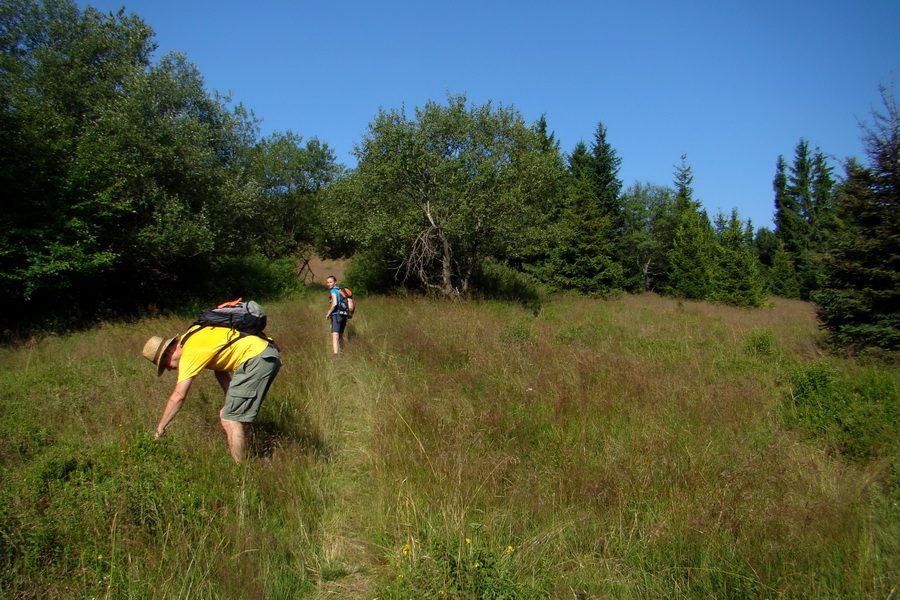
[{"xmin": 142, "ymin": 325, "xmax": 281, "ymax": 462}]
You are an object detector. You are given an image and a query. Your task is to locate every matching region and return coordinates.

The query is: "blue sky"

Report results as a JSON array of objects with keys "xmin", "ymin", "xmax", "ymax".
[{"xmin": 79, "ymin": 0, "xmax": 899, "ymax": 229}]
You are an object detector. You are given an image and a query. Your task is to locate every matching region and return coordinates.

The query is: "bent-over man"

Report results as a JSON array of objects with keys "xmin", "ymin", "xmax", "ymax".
[{"xmin": 142, "ymin": 325, "xmax": 281, "ymax": 462}]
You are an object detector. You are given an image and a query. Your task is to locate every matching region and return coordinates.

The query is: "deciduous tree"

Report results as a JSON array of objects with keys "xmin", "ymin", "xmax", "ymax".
[{"xmin": 329, "ymin": 94, "xmax": 563, "ymax": 296}]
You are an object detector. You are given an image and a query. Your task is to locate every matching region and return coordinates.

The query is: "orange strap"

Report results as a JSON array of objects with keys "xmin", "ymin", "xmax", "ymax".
[{"xmin": 217, "ymin": 297, "xmax": 242, "ymax": 308}]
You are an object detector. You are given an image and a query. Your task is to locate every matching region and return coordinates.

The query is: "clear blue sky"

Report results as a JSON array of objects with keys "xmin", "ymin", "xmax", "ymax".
[{"xmin": 79, "ymin": 0, "xmax": 899, "ymax": 229}]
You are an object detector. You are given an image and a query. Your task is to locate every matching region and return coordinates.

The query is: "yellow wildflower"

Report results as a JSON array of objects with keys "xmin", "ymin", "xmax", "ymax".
[{"xmin": 402, "ymin": 543, "xmax": 411, "ymax": 556}]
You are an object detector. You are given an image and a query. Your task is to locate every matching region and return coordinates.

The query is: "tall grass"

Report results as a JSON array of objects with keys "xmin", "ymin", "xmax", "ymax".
[{"xmin": 0, "ymin": 293, "xmax": 896, "ymax": 599}]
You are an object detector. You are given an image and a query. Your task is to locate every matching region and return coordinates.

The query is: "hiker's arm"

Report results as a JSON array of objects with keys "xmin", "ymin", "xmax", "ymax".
[
  {"xmin": 155, "ymin": 378, "xmax": 194, "ymax": 438},
  {"xmin": 326, "ymin": 291, "xmax": 337, "ymax": 318},
  {"xmin": 214, "ymin": 370, "xmax": 232, "ymax": 394}
]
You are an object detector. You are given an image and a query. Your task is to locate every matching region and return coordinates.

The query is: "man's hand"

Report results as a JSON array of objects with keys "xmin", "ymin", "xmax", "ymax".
[{"xmin": 154, "ymin": 427, "xmax": 164, "ymax": 439}]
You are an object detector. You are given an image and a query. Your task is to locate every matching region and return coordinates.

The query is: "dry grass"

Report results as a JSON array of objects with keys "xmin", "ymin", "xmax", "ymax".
[{"xmin": 0, "ymin": 291, "xmax": 895, "ymax": 599}]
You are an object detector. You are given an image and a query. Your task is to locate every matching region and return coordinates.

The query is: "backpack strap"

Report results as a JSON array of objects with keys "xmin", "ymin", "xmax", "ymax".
[
  {"xmin": 178, "ymin": 323, "xmax": 206, "ymax": 347},
  {"xmin": 180, "ymin": 324, "xmax": 275, "ymax": 357}
]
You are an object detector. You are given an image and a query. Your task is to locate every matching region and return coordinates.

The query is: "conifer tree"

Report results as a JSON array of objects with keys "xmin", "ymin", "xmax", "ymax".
[
  {"xmin": 773, "ymin": 139, "xmax": 837, "ymax": 297},
  {"xmin": 666, "ymin": 155, "xmax": 713, "ymax": 299},
  {"xmin": 767, "ymin": 240, "xmax": 802, "ymax": 299},
  {"xmin": 816, "ymin": 84, "xmax": 900, "ymax": 352},
  {"xmin": 710, "ymin": 210, "xmax": 765, "ymax": 307},
  {"xmin": 542, "ymin": 123, "xmax": 624, "ymax": 294}
]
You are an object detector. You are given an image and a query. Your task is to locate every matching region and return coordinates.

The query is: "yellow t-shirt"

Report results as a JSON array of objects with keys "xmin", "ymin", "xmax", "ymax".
[{"xmin": 176, "ymin": 325, "xmax": 270, "ymax": 383}]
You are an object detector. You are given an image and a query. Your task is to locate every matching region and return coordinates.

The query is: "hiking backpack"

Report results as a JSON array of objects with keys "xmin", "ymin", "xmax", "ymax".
[
  {"xmin": 332, "ymin": 287, "xmax": 355, "ymax": 318},
  {"xmin": 180, "ymin": 298, "xmax": 273, "ymax": 354}
]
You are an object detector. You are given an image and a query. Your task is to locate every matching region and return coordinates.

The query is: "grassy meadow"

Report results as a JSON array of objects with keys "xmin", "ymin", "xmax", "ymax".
[{"xmin": 0, "ymin": 286, "xmax": 897, "ymax": 599}]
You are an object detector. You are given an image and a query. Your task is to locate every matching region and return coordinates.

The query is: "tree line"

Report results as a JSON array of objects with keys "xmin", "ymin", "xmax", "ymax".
[{"xmin": 2, "ymin": 0, "xmax": 897, "ymax": 354}]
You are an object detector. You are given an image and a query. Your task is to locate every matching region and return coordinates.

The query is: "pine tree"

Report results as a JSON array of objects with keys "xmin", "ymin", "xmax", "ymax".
[
  {"xmin": 588, "ymin": 122, "xmax": 625, "ymax": 231},
  {"xmin": 815, "ymin": 84, "xmax": 900, "ymax": 352},
  {"xmin": 542, "ymin": 123, "xmax": 624, "ymax": 294},
  {"xmin": 666, "ymin": 155, "xmax": 713, "ymax": 299},
  {"xmin": 767, "ymin": 240, "xmax": 801, "ymax": 299},
  {"xmin": 710, "ymin": 210, "xmax": 765, "ymax": 307},
  {"xmin": 773, "ymin": 139, "xmax": 837, "ymax": 298}
]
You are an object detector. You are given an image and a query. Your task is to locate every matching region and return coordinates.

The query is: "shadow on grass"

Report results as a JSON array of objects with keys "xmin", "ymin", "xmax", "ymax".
[{"xmin": 250, "ymin": 415, "xmax": 329, "ymax": 461}]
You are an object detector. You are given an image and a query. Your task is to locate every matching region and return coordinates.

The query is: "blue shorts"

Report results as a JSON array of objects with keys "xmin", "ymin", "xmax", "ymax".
[
  {"xmin": 221, "ymin": 344, "xmax": 281, "ymax": 423},
  {"xmin": 330, "ymin": 314, "xmax": 348, "ymax": 334}
]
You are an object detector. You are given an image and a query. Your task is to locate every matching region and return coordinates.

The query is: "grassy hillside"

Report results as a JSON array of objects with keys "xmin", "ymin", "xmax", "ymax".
[{"xmin": 0, "ymin": 291, "xmax": 896, "ymax": 599}]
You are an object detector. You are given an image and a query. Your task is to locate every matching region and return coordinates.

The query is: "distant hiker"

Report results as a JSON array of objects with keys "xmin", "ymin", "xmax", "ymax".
[
  {"xmin": 325, "ymin": 275, "xmax": 352, "ymax": 356},
  {"xmin": 141, "ymin": 305, "xmax": 281, "ymax": 463}
]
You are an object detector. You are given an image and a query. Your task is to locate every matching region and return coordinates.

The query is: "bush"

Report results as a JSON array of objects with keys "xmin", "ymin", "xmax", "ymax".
[
  {"xmin": 470, "ymin": 259, "xmax": 544, "ymax": 312},
  {"xmin": 783, "ymin": 360, "xmax": 899, "ymax": 462},
  {"xmin": 744, "ymin": 327, "xmax": 776, "ymax": 357},
  {"xmin": 343, "ymin": 252, "xmax": 398, "ymax": 295},
  {"xmin": 200, "ymin": 255, "xmax": 304, "ymax": 301}
]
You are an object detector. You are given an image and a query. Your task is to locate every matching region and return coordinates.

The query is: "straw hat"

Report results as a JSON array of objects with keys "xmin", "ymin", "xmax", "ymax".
[{"xmin": 142, "ymin": 335, "xmax": 179, "ymax": 376}]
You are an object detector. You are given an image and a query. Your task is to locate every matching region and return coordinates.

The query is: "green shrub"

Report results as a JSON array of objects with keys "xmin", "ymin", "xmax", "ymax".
[
  {"xmin": 343, "ymin": 251, "xmax": 398, "ymax": 295},
  {"xmin": 470, "ymin": 258, "xmax": 544, "ymax": 312},
  {"xmin": 784, "ymin": 360, "xmax": 899, "ymax": 462},
  {"xmin": 383, "ymin": 537, "xmax": 529, "ymax": 600},
  {"xmin": 202, "ymin": 255, "xmax": 304, "ymax": 300},
  {"xmin": 744, "ymin": 327, "xmax": 775, "ymax": 357}
]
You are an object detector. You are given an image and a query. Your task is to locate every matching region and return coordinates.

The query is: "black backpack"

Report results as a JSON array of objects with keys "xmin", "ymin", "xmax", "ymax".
[{"xmin": 180, "ymin": 298, "xmax": 274, "ymax": 355}]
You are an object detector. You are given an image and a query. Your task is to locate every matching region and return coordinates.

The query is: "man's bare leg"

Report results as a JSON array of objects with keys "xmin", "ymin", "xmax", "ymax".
[{"xmin": 220, "ymin": 412, "xmax": 247, "ymax": 463}]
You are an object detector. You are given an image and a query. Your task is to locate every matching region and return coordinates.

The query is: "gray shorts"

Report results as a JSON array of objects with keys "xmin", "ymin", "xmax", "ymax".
[{"xmin": 221, "ymin": 344, "xmax": 281, "ymax": 423}]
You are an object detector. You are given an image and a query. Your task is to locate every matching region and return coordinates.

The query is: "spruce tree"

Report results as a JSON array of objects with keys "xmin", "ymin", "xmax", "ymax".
[
  {"xmin": 710, "ymin": 210, "xmax": 765, "ymax": 307},
  {"xmin": 666, "ymin": 155, "xmax": 713, "ymax": 299},
  {"xmin": 773, "ymin": 139, "xmax": 837, "ymax": 298},
  {"xmin": 815, "ymin": 84, "xmax": 900, "ymax": 352},
  {"xmin": 542, "ymin": 123, "xmax": 624, "ymax": 294},
  {"xmin": 767, "ymin": 240, "xmax": 802, "ymax": 299}
]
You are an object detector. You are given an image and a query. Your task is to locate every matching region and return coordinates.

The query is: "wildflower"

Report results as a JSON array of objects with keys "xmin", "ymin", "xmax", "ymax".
[
  {"xmin": 402, "ymin": 544, "xmax": 411, "ymax": 556},
  {"xmin": 97, "ymin": 554, "xmax": 103, "ymax": 560},
  {"xmin": 506, "ymin": 545, "xmax": 514, "ymax": 553},
  {"xmin": 465, "ymin": 538, "xmax": 471, "ymax": 544},
  {"xmin": 474, "ymin": 562, "xmax": 481, "ymax": 568}
]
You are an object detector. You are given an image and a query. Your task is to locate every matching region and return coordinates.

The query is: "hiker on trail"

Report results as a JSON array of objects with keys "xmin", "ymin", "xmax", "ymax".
[
  {"xmin": 326, "ymin": 275, "xmax": 349, "ymax": 356},
  {"xmin": 142, "ymin": 321, "xmax": 281, "ymax": 463}
]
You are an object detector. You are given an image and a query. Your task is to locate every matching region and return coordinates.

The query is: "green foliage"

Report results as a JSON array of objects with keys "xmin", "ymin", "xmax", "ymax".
[
  {"xmin": 667, "ymin": 206, "xmax": 713, "ymax": 299},
  {"xmin": 328, "ymin": 93, "xmax": 565, "ymax": 297},
  {"xmin": 0, "ymin": 435, "xmax": 209, "ymax": 596},
  {"xmin": 815, "ymin": 85, "xmax": 900, "ymax": 354},
  {"xmin": 620, "ymin": 182, "xmax": 678, "ymax": 292},
  {"xmin": 783, "ymin": 360, "xmax": 899, "ymax": 462},
  {"xmin": 766, "ymin": 240, "xmax": 802, "ymax": 299},
  {"xmin": 666, "ymin": 156, "xmax": 715, "ymax": 300},
  {"xmin": 198, "ymin": 255, "xmax": 305, "ymax": 301},
  {"xmin": 537, "ymin": 124, "xmax": 626, "ymax": 295},
  {"xmin": 384, "ymin": 538, "xmax": 528, "ymax": 599},
  {"xmin": 772, "ymin": 139, "xmax": 837, "ymax": 299},
  {"xmin": 0, "ymin": 0, "xmax": 335, "ymax": 336},
  {"xmin": 709, "ymin": 210, "xmax": 765, "ymax": 307},
  {"xmin": 744, "ymin": 327, "xmax": 776, "ymax": 357},
  {"xmin": 245, "ymin": 132, "xmax": 341, "ymax": 258},
  {"xmin": 343, "ymin": 251, "xmax": 397, "ymax": 295},
  {"xmin": 470, "ymin": 258, "xmax": 544, "ymax": 312}
]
